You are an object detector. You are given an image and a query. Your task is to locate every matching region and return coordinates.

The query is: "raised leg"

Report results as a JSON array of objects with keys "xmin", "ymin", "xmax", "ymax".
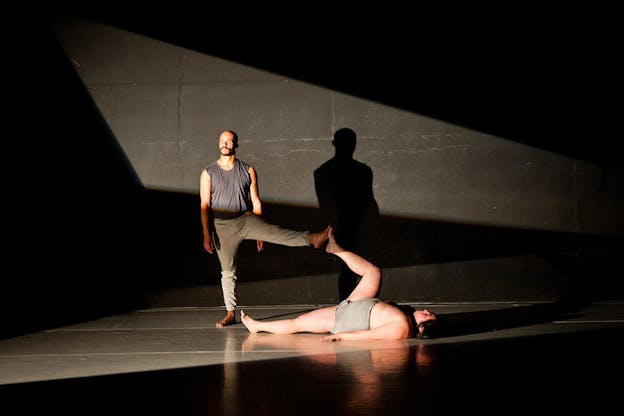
[{"xmin": 326, "ymin": 227, "xmax": 381, "ymax": 301}]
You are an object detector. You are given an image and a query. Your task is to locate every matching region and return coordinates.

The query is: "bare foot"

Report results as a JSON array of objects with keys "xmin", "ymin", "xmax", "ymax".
[
  {"xmin": 240, "ymin": 310, "xmax": 259, "ymax": 333},
  {"xmin": 216, "ymin": 310, "xmax": 236, "ymax": 328},
  {"xmin": 309, "ymin": 225, "xmax": 331, "ymax": 248},
  {"xmin": 325, "ymin": 227, "xmax": 344, "ymax": 254}
]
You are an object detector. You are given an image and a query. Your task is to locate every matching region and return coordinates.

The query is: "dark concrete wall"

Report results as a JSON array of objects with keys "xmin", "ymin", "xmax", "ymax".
[{"xmin": 3, "ymin": 11, "xmax": 622, "ymax": 338}]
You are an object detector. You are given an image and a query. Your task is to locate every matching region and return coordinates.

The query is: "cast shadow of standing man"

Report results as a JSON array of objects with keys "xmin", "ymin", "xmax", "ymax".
[{"xmin": 314, "ymin": 128, "xmax": 380, "ymax": 300}]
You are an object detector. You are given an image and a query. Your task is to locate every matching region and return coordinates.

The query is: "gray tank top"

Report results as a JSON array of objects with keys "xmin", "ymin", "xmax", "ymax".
[
  {"xmin": 205, "ymin": 159, "xmax": 253, "ymax": 219},
  {"xmin": 332, "ymin": 298, "xmax": 381, "ymax": 334}
]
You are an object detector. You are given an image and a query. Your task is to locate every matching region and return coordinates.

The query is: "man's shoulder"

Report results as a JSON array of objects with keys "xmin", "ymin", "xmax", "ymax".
[
  {"xmin": 236, "ymin": 159, "xmax": 253, "ymax": 170},
  {"xmin": 204, "ymin": 161, "xmax": 219, "ymax": 172}
]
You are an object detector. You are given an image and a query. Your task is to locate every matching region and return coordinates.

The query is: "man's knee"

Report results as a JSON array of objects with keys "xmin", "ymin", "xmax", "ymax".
[{"xmin": 221, "ymin": 270, "xmax": 237, "ymax": 280}]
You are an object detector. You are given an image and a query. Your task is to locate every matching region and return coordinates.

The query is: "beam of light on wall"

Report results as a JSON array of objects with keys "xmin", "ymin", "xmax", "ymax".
[{"xmin": 53, "ymin": 15, "xmax": 623, "ymax": 237}]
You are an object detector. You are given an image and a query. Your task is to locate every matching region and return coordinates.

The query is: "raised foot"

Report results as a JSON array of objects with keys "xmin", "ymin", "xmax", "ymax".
[
  {"xmin": 325, "ymin": 226, "xmax": 343, "ymax": 254},
  {"xmin": 309, "ymin": 225, "xmax": 331, "ymax": 248}
]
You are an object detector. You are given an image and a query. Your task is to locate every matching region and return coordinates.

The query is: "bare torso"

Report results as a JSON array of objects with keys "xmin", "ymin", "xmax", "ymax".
[{"xmin": 369, "ymin": 302, "xmax": 413, "ymax": 338}]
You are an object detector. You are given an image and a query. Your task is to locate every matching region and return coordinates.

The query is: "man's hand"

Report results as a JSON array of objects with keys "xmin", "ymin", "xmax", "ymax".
[
  {"xmin": 203, "ymin": 235, "xmax": 214, "ymax": 254},
  {"xmin": 257, "ymin": 240, "xmax": 264, "ymax": 252},
  {"xmin": 321, "ymin": 334, "xmax": 342, "ymax": 343}
]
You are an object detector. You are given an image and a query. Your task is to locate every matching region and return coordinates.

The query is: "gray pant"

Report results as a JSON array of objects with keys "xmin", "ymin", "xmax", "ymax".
[{"xmin": 213, "ymin": 212, "xmax": 310, "ymax": 310}]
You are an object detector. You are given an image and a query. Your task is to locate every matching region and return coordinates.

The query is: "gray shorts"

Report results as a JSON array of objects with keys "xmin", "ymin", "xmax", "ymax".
[{"xmin": 332, "ymin": 298, "xmax": 381, "ymax": 334}]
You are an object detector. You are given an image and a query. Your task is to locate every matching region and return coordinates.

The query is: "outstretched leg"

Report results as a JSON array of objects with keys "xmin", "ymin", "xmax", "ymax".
[
  {"xmin": 241, "ymin": 307, "xmax": 336, "ymax": 334},
  {"xmin": 243, "ymin": 214, "xmax": 330, "ymax": 248},
  {"xmin": 326, "ymin": 227, "xmax": 381, "ymax": 301}
]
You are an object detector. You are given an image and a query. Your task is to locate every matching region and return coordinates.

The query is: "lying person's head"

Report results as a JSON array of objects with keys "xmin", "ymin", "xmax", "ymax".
[
  {"xmin": 413, "ymin": 309, "xmax": 439, "ymax": 338},
  {"xmin": 393, "ymin": 304, "xmax": 441, "ymax": 338}
]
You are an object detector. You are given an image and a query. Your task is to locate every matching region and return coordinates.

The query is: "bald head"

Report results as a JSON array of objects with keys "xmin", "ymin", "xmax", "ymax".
[{"xmin": 218, "ymin": 130, "xmax": 238, "ymax": 155}]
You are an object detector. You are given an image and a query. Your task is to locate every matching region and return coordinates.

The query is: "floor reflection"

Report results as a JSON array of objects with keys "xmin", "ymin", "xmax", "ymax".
[
  {"xmin": 238, "ymin": 333, "xmax": 436, "ymax": 415},
  {"xmin": 2, "ymin": 304, "xmax": 622, "ymax": 416}
]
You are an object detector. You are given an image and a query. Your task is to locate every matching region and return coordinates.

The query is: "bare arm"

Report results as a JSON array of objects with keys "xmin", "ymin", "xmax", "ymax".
[
  {"xmin": 321, "ymin": 319, "xmax": 410, "ymax": 342},
  {"xmin": 199, "ymin": 170, "xmax": 214, "ymax": 254},
  {"xmin": 248, "ymin": 166, "xmax": 264, "ymax": 251},
  {"xmin": 248, "ymin": 166, "xmax": 262, "ymax": 215}
]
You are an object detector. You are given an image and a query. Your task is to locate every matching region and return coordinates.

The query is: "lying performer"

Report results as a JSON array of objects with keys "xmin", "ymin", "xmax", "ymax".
[{"xmin": 241, "ymin": 227, "xmax": 439, "ymax": 341}]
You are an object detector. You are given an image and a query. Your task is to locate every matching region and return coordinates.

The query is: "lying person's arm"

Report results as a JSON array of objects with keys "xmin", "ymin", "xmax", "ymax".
[{"xmin": 321, "ymin": 319, "xmax": 410, "ymax": 342}]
